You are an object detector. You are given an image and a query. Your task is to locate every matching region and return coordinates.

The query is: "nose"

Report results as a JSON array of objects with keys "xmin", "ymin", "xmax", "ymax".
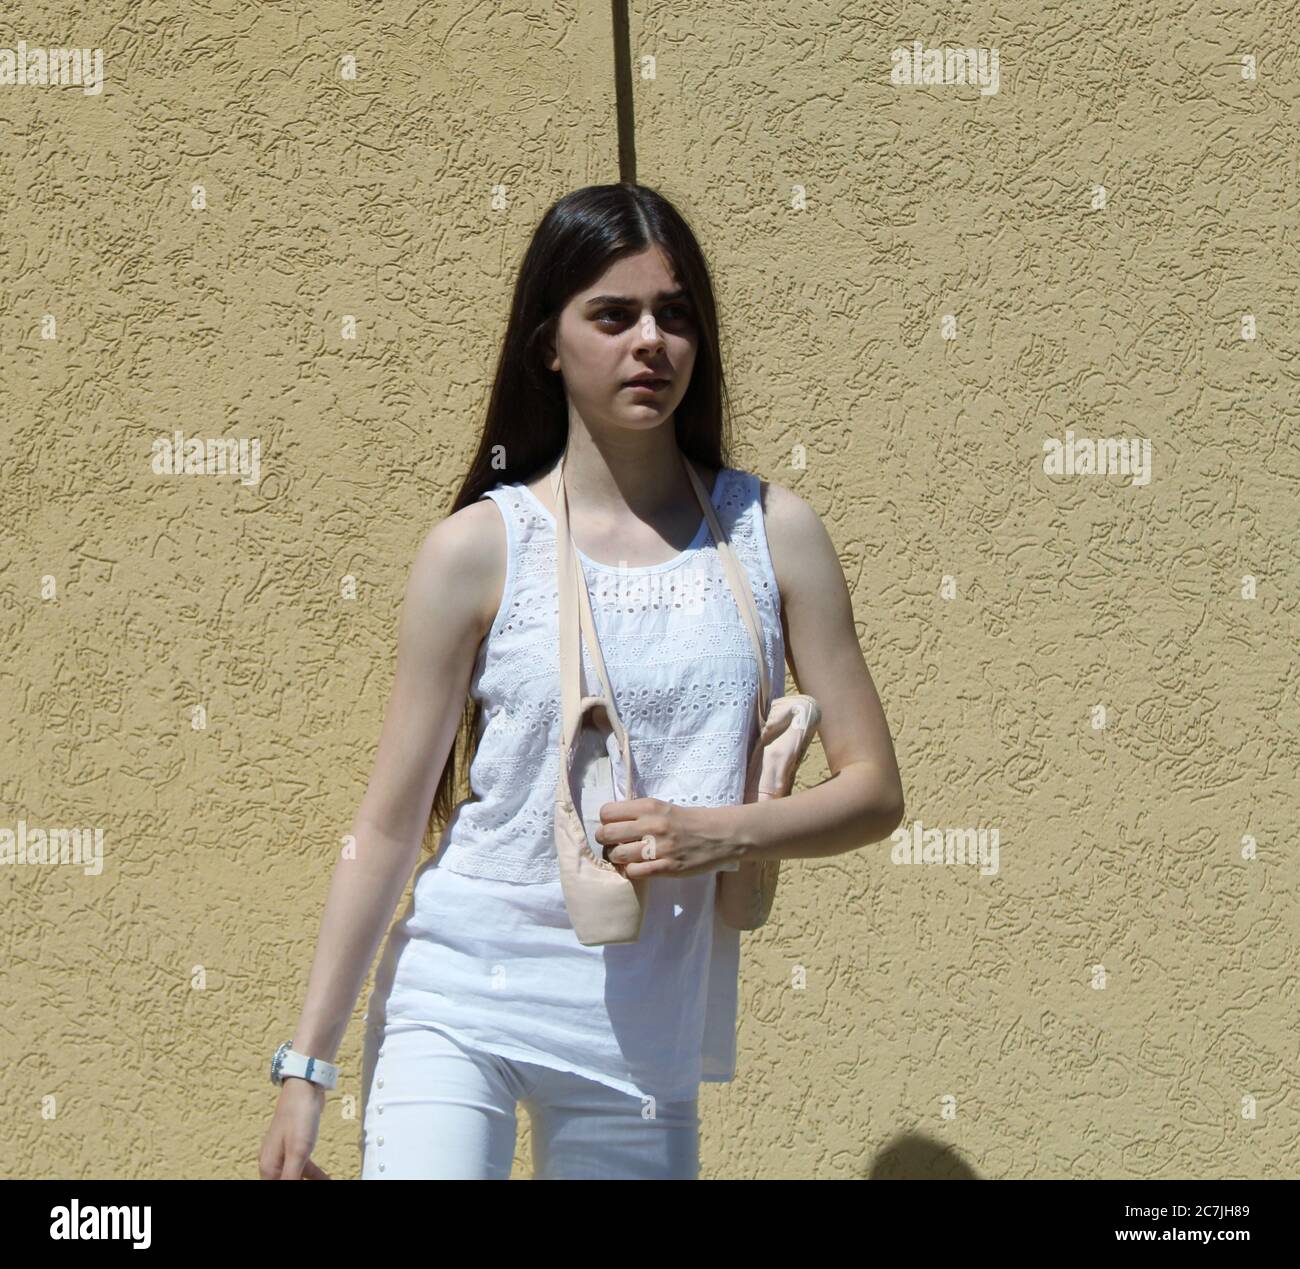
[{"xmin": 636, "ymin": 312, "xmax": 662, "ymax": 349}]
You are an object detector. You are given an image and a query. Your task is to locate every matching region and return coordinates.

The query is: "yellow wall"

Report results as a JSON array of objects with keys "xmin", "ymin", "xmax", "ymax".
[{"xmin": 1, "ymin": 2, "xmax": 1292, "ymax": 1179}]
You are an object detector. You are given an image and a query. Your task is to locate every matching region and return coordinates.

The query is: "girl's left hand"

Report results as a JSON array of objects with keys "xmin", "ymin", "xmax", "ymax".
[{"xmin": 595, "ymin": 798, "xmax": 741, "ymax": 879}]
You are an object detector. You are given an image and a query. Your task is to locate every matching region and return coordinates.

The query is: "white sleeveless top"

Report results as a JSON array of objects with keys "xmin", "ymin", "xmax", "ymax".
[{"xmin": 364, "ymin": 466, "xmax": 785, "ymax": 1104}]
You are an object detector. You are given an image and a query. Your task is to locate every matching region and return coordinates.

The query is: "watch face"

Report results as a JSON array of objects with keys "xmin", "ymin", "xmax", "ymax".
[{"xmin": 271, "ymin": 1042, "xmax": 287, "ymax": 1084}]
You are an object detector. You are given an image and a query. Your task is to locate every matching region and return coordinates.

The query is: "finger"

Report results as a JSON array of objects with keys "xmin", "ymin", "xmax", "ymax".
[
  {"xmin": 604, "ymin": 837, "xmax": 641, "ymax": 868},
  {"xmin": 627, "ymin": 854, "xmax": 721, "ymax": 879},
  {"xmin": 761, "ymin": 710, "xmax": 796, "ymax": 744},
  {"xmin": 595, "ymin": 820, "xmax": 644, "ymax": 848},
  {"xmin": 599, "ymin": 797, "xmax": 658, "ymax": 822},
  {"xmin": 302, "ymin": 1158, "xmax": 332, "ymax": 1180},
  {"xmin": 622, "ymin": 857, "xmax": 673, "ymax": 880},
  {"xmin": 608, "ymin": 835, "xmax": 659, "ymax": 869},
  {"xmin": 280, "ymin": 1151, "xmax": 307, "ymax": 1180}
]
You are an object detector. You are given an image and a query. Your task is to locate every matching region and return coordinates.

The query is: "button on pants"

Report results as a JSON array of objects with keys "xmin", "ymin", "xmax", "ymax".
[{"xmin": 359, "ymin": 1021, "xmax": 700, "ymax": 1179}]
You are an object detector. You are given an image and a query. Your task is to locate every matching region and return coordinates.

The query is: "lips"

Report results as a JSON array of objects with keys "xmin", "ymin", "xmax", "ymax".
[{"xmin": 624, "ymin": 378, "xmax": 669, "ymax": 390}]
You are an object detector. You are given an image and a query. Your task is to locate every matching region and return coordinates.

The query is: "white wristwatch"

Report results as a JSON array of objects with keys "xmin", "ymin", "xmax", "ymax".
[{"xmin": 270, "ymin": 1041, "xmax": 339, "ymax": 1090}]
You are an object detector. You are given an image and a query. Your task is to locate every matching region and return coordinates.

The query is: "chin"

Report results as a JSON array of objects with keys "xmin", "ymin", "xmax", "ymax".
[
  {"xmin": 621, "ymin": 393, "xmax": 678, "ymax": 415},
  {"xmin": 597, "ymin": 408, "xmax": 671, "ymax": 435},
  {"xmin": 616, "ymin": 414, "xmax": 671, "ymax": 430}
]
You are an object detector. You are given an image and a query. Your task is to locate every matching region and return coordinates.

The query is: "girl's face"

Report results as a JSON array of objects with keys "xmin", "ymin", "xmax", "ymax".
[{"xmin": 547, "ymin": 245, "xmax": 698, "ymax": 433}]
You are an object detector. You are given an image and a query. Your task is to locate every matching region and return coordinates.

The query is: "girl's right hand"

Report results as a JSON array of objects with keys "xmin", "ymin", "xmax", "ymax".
[{"xmin": 258, "ymin": 1079, "xmax": 332, "ymax": 1179}]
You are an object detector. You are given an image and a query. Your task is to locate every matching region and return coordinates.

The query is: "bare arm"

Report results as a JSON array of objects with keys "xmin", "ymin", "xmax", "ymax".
[
  {"xmin": 287, "ymin": 498, "xmax": 504, "ymax": 1062},
  {"xmin": 725, "ymin": 479, "xmax": 905, "ymax": 862}
]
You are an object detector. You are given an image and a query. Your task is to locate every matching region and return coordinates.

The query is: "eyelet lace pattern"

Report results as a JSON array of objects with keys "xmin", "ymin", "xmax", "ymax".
[{"xmin": 434, "ymin": 467, "xmax": 785, "ymax": 886}]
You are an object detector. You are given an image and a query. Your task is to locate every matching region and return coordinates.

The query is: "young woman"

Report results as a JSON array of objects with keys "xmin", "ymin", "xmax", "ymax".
[{"xmin": 257, "ymin": 183, "xmax": 904, "ymax": 1181}]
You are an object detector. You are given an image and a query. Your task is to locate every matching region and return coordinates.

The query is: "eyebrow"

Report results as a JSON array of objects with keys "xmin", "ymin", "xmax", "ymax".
[{"xmin": 583, "ymin": 289, "xmax": 690, "ymax": 306}]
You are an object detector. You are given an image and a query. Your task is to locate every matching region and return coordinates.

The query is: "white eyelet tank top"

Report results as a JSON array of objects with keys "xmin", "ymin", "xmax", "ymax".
[{"xmin": 363, "ymin": 465, "xmax": 785, "ymax": 1104}]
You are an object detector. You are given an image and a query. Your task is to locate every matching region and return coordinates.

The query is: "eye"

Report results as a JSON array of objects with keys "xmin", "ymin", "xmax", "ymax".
[{"xmin": 596, "ymin": 304, "xmax": 693, "ymax": 327}]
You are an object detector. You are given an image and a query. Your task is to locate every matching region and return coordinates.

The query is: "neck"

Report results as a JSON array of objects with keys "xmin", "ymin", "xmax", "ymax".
[{"xmin": 555, "ymin": 415, "xmax": 698, "ymax": 519}]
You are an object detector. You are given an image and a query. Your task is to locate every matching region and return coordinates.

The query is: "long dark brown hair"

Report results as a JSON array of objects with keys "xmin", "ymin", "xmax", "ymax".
[{"xmin": 421, "ymin": 181, "xmax": 735, "ymax": 855}]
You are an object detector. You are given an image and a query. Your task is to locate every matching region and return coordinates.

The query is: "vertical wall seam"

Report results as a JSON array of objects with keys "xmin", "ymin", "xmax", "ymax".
[{"xmin": 610, "ymin": 1, "xmax": 636, "ymax": 182}]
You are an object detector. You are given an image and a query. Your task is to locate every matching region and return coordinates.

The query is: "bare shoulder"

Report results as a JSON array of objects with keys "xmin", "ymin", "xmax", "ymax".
[
  {"xmin": 757, "ymin": 477, "xmax": 839, "ymax": 606},
  {"xmin": 404, "ymin": 496, "xmax": 506, "ymax": 644}
]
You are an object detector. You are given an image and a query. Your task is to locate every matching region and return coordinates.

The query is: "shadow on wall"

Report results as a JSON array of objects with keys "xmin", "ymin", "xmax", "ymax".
[{"xmin": 868, "ymin": 1134, "xmax": 981, "ymax": 1179}]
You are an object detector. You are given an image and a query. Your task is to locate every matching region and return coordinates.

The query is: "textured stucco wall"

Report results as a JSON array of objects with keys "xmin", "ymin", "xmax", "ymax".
[{"xmin": 1, "ymin": 2, "xmax": 1294, "ymax": 1180}]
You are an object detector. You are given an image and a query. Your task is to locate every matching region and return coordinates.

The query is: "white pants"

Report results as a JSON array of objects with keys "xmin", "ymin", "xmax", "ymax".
[{"xmin": 359, "ymin": 1021, "xmax": 700, "ymax": 1179}]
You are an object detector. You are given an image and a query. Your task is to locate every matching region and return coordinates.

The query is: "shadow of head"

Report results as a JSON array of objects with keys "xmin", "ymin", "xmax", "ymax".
[{"xmin": 868, "ymin": 1133, "xmax": 981, "ymax": 1180}]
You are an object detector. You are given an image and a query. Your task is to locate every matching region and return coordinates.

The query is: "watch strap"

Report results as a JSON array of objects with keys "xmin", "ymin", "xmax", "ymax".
[{"xmin": 271, "ymin": 1041, "xmax": 338, "ymax": 1090}]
